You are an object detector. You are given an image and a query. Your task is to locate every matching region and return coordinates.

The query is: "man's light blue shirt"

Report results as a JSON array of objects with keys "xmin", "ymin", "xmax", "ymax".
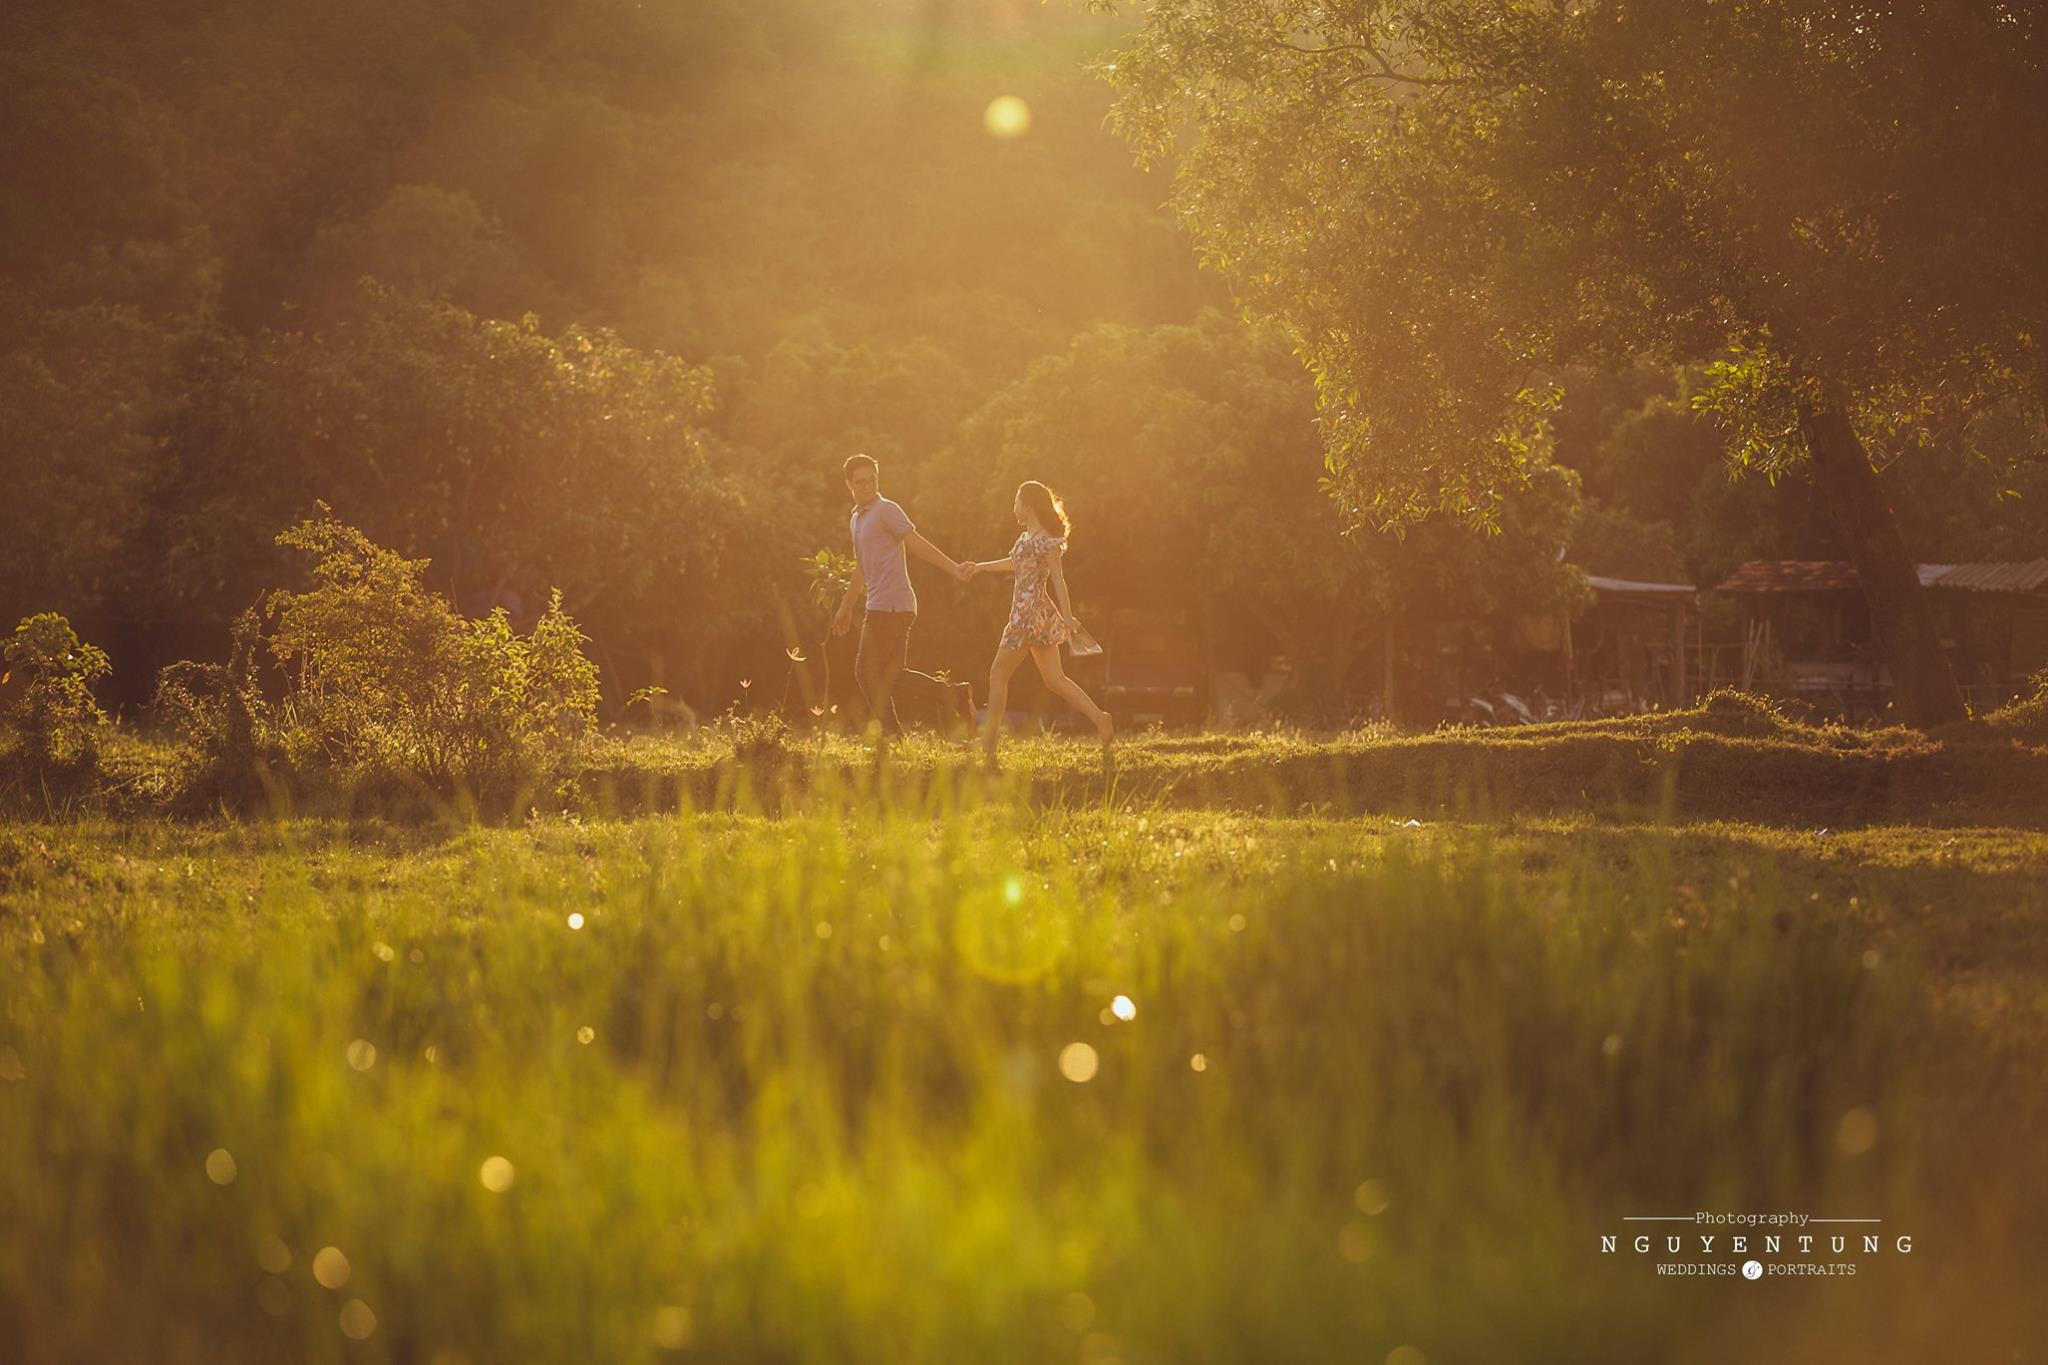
[{"xmin": 851, "ymin": 496, "xmax": 917, "ymax": 612}]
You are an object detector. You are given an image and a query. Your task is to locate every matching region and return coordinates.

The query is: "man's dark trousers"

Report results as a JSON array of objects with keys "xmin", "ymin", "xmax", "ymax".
[{"xmin": 855, "ymin": 609, "xmax": 915, "ymax": 735}]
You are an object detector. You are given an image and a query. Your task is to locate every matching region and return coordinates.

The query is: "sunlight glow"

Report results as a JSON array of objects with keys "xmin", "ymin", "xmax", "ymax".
[
  {"xmin": 1110, "ymin": 994, "xmax": 1136, "ymax": 1021},
  {"xmin": 984, "ymin": 95, "xmax": 1031, "ymax": 138}
]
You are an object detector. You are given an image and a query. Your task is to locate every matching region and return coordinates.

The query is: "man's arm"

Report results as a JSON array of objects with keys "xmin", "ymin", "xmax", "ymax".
[
  {"xmin": 903, "ymin": 530, "xmax": 967, "ymax": 581},
  {"xmin": 833, "ymin": 563, "xmax": 866, "ymax": 635}
]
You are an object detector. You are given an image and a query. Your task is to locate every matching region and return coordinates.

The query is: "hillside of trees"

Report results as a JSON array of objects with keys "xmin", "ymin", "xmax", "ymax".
[{"xmin": 5, "ymin": 0, "xmax": 2045, "ymax": 723}]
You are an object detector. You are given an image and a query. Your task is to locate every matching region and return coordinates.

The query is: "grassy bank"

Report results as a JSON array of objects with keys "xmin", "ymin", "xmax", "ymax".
[
  {"xmin": 20, "ymin": 692, "xmax": 2037, "ymax": 829},
  {"xmin": 3, "ymin": 801, "xmax": 2043, "ymax": 1362}
]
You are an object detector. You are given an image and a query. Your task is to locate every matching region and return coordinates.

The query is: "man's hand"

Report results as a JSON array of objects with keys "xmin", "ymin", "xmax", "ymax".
[
  {"xmin": 956, "ymin": 560, "xmax": 978, "ymax": 583},
  {"xmin": 832, "ymin": 604, "xmax": 855, "ymax": 637}
]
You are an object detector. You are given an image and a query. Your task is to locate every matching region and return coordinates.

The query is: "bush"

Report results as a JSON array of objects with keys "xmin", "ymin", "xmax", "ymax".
[
  {"xmin": 155, "ymin": 507, "xmax": 601, "ymax": 807},
  {"xmin": 1977, "ymin": 668, "xmax": 2048, "ymax": 743},
  {"xmin": 2, "ymin": 612, "xmax": 111, "ymax": 777}
]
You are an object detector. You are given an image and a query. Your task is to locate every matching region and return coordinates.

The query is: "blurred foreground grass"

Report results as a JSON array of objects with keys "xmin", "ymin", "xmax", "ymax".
[{"xmin": 3, "ymin": 787, "xmax": 2045, "ymax": 1362}]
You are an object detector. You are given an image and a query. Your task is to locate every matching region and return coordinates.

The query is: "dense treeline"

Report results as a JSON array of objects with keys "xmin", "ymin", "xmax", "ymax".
[{"xmin": 4, "ymin": 0, "xmax": 2045, "ymax": 724}]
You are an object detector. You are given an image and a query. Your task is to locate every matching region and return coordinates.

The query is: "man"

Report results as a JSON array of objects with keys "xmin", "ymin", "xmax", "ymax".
[{"xmin": 833, "ymin": 453, "xmax": 969, "ymax": 735}]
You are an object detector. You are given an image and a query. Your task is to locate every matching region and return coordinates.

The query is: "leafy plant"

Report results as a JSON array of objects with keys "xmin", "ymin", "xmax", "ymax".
[{"xmin": 2, "ymin": 612, "xmax": 112, "ymax": 775}]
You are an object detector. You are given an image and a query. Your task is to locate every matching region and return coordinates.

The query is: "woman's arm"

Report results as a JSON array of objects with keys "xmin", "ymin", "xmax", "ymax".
[
  {"xmin": 1047, "ymin": 547, "xmax": 1079, "ymax": 624},
  {"xmin": 971, "ymin": 557, "xmax": 1017, "ymax": 576}
]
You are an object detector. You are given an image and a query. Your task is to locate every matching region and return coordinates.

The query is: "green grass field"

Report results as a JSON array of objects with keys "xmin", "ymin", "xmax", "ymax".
[{"xmin": 5, "ymin": 726, "xmax": 2047, "ymax": 1361}]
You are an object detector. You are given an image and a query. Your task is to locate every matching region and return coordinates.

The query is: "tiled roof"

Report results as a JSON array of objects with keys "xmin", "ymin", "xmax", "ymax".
[{"xmin": 1714, "ymin": 561, "xmax": 1864, "ymax": 593}]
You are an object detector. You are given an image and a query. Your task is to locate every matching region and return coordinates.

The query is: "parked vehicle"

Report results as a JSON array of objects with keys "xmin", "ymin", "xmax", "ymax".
[{"xmin": 1101, "ymin": 606, "xmax": 1208, "ymax": 726}]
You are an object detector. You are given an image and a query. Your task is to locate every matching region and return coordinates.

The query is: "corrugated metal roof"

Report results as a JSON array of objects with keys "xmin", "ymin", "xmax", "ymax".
[
  {"xmin": 1929, "ymin": 558, "xmax": 2048, "ymax": 593},
  {"xmin": 1712, "ymin": 560, "xmax": 2010, "ymax": 593},
  {"xmin": 1584, "ymin": 575, "xmax": 1696, "ymax": 596}
]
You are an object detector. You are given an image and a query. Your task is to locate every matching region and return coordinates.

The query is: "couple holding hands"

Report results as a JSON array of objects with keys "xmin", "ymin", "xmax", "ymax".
[{"xmin": 831, "ymin": 453, "xmax": 1114, "ymax": 762}]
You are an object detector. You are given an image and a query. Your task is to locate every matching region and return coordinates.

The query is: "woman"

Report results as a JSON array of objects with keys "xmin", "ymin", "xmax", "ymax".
[{"xmin": 964, "ymin": 481, "xmax": 1114, "ymax": 766}]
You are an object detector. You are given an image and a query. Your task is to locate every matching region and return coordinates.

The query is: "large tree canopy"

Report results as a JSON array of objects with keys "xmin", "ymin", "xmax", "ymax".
[{"xmin": 1096, "ymin": 0, "xmax": 2048, "ymax": 722}]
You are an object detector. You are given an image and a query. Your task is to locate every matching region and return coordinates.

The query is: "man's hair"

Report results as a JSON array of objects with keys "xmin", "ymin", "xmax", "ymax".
[{"xmin": 843, "ymin": 453, "xmax": 878, "ymax": 481}]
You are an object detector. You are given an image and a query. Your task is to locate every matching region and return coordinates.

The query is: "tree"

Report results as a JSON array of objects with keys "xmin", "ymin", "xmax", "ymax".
[
  {"xmin": 1096, "ymin": 0, "xmax": 2048, "ymax": 724},
  {"xmin": 147, "ymin": 283, "xmax": 780, "ymax": 709},
  {"xmin": 931, "ymin": 311, "xmax": 1585, "ymax": 718}
]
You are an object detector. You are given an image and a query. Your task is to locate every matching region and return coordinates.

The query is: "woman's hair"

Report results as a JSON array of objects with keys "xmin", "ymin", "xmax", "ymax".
[{"xmin": 1018, "ymin": 481, "xmax": 1070, "ymax": 538}]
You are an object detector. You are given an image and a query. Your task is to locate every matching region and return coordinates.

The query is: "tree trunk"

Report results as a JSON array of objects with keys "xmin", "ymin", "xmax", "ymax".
[{"xmin": 1797, "ymin": 402, "xmax": 1966, "ymax": 726}]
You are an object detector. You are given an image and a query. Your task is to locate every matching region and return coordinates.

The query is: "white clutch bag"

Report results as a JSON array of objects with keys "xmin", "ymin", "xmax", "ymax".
[{"xmin": 1066, "ymin": 625, "xmax": 1103, "ymax": 657}]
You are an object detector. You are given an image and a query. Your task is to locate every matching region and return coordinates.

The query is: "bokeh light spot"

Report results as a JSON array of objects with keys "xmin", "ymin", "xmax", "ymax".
[
  {"xmin": 1110, "ymin": 994, "xmax": 1136, "ymax": 1021},
  {"xmin": 1058, "ymin": 1042, "xmax": 1099, "ymax": 1083},
  {"xmin": 480, "ymin": 1156, "xmax": 516, "ymax": 1192},
  {"xmin": 576, "ymin": 1025, "xmax": 596, "ymax": 1045},
  {"xmin": 1338, "ymin": 1220, "xmax": 1371, "ymax": 1262},
  {"xmin": 339, "ymin": 1298, "xmax": 377, "ymax": 1339},
  {"xmin": 346, "ymin": 1039, "xmax": 377, "ymax": 1072},
  {"xmin": 312, "ymin": 1246, "xmax": 351, "ymax": 1289},
  {"xmin": 984, "ymin": 95, "xmax": 1031, "ymax": 138},
  {"xmin": 205, "ymin": 1147, "xmax": 238, "ymax": 1185},
  {"xmin": 1189, "ymin": 1053, "xmax": 1208, "ymax": 1072},
  {"xmin": 1354, "ymin": 1178, "xmax": 1390, "ymax": 1216},
  {"xmin": 567, "ymin": 912, "xmax": 585, "ymax": 931},
  {"xmin": 1837, "ymin": 1105, "xmax": 1878, "ymax": 1156},
  {"xmin": 653, "ymin": 1305, "xmax": 692, "ymax": 1350},
  {"xmin": 256, "ymin": 1234, "xmax": 293, "ymax": 1274}
]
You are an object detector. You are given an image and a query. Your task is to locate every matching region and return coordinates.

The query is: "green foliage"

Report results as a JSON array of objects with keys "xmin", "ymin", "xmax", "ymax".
[
  {"xmin": 1097, "ymin": 2, "xmax": 2048, "ymax": 528},
  {"xmin": 931, "ymin": 311, "xmax": 1588, "ymax": 714},
  {"xmin": 801, "ymin": 548, "xmax": 857, "ymax": 618},
  {"xmin": 1, "ymin": 612, "xmax": 111, "ymax": 774},
  {"xmin": 255, "ymin": 507, "xmax": 600, "ymax": 797}
]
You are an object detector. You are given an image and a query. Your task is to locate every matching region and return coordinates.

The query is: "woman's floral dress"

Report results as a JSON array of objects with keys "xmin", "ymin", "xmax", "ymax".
[{"xmin": 999, "ymin": 529, "xmax": 1070, "ymax": 651}]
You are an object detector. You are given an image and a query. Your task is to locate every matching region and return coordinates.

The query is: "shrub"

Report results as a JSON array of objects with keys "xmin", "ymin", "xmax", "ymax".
[
  {"xmin": 260, "ymin": 508, "xmax": 600, "ymax": 794},
  {"xmin": 154, "ymin": 507, "xmax": 602, "ymax": 807},
  {"xmin": 1, "ymin": 612, "xmax": 111, "ymax": 776},
  {"xmin": 1978, "ymin": 668, "xmax": 2048, "ymax": 743}
]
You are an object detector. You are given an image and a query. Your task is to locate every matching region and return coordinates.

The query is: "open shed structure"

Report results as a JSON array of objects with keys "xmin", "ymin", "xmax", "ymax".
[
  {"xmin": 1712, "ymin": 558, "xmax": 2048, "ymax": 714},
  {"xmin": 1570, "ymin": 576, "xmax": 1699, "ymax": 713}
]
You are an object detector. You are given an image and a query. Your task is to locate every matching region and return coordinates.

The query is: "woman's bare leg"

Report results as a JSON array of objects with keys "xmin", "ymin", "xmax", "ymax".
[
  {"xmin": 982, "ymin": 647, "xmax": 1030, "ymax": 762},
  {"xmin": 1029, "ymin": 645, "xmax": 1114, "ymax": 741}
]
